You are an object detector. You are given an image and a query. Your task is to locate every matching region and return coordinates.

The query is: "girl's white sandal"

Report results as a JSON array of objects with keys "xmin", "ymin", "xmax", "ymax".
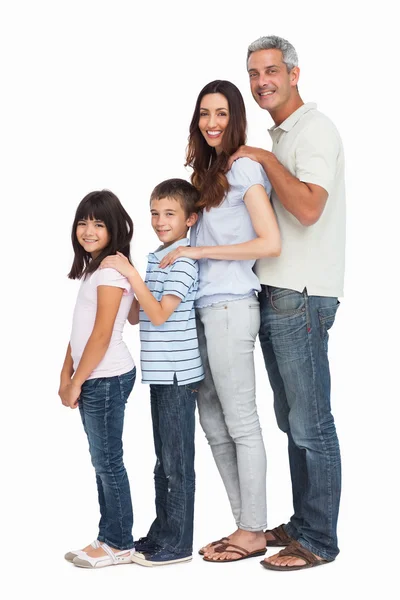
[
  {"xmin": 64, "ymin": 539, "xmax": 101, "ymax": 563},
  {"xmin": 72, "ymin": 543, "xmax": 134, "ymax": 568}
]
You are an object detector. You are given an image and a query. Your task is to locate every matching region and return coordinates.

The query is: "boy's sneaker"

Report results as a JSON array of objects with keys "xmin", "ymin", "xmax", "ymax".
[
  {"xmin": 134, "ymin": 536, "xmax": 159, "ymax": 554},
  {"xmin": 132, "ymin": 548, "xmax": 192, "ymax": 567}
]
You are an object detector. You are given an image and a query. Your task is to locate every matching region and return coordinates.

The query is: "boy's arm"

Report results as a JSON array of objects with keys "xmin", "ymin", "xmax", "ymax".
[
  {"xmin": 101, "ymin": 253, "xmax": 182, "ymax": 326},
  {"xmin": 131, "ymin": 272, "xmax": 182, "ymax": 326}
]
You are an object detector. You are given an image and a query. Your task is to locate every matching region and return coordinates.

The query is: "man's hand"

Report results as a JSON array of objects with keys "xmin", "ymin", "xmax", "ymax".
[
  {"xmin": 100, "ymin": 252, "xmax": 135, "ymax": 278},
  {"xmin": 159, "ymin": 246, "xmax": 203, "ymax": 269},
  {"xmin": 226, "ymin": 145, "xmax": 271, "ymax": 171},
  {"xmin": 59, "ymin": 381, "xmax": 81, "ymax": 409}
]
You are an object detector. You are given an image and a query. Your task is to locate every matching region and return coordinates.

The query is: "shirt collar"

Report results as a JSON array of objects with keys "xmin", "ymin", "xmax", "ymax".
[
  {"xmin": 268, "ymin": 102, "xmax": 317, "ymax": 136},
  {"xmin": 150, "ymin": 237, "xmax": 190, "ymax": 261}
]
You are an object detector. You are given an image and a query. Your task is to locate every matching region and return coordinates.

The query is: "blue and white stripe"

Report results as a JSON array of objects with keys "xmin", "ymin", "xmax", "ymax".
[{"xmin": 140, "ymin": 238, "xmax": 204, "ymax": 385}]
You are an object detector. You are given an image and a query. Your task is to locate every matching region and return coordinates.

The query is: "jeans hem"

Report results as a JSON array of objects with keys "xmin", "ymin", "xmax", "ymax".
[
  {"xmin": 296, "ymin": 537, "xmax": 338, "ymax": 562},
  {"xmin": 238, "ymin": 524, "xmax": 267, "ymax": 532},
  {"xmin": 161, "ymin": 541, "xmax": 193, "ymax": 555},
  {"xmin": 102, "ymin": 537, "xmax": 134, "ymax": 551},
  {"xmin": 284, "ymin": 523, "xmax": 297, "ymax": 538}
]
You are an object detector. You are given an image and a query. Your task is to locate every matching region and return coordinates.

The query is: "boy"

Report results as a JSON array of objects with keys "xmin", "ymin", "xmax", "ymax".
[{"xmin": 101, "ymin": 178, "xmax": 204, "ymax": 566}]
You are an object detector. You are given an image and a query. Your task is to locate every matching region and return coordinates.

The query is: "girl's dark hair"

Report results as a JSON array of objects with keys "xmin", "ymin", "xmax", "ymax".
[
  {"xmin": 185, "ymin": 80, "xmax": 247, "ymax": 210},
  {"xmin": 68, "ymin": 190, "xmax": 133, "ymax": 279}
]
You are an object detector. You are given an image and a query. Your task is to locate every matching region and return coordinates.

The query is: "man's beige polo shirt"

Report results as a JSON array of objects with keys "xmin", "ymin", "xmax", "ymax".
[{"xmin": 255, "ymin": 102, "xmax": 346, "ymax": 297}]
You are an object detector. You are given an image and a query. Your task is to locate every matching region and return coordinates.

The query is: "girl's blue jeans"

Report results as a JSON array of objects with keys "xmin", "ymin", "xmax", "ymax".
[{"xmin": 78, "ymin": 367, "xmax": 136, "ymax": 550}]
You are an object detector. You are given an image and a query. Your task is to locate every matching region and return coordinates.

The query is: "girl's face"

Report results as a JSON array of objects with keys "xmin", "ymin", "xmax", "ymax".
[
  {"xmin": 76, "ymin": 218, "xmax": 111, "ymax": 258},
  {"xmin": 198, "ymin": 93, "xmax": 230, "ymax": 154}
]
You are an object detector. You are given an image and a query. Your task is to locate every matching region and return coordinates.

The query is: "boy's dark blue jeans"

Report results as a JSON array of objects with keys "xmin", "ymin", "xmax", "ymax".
[
  {"xmin": 147, "ymin": 376, "xmax": 198, "ymax": 556},
  {"xmin": 78, "ymin": 367, "xmax": 136, "ymax": 550}
]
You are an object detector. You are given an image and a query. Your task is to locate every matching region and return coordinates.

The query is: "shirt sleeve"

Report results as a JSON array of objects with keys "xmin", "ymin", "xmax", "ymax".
[
  {"xmin": 162, "ymin": 259, "xmax": 198, "ymax": 300},
  {"xmin": 295, "ymin": 118, "xmax": 341, "ymax": 195},
  {"xmin": 230, "ymin": 157, "xmax": 272, "ymax": 199},
  {"xmin": 95, "ymin": 267, "xmax": 132, "ymax": 295}
]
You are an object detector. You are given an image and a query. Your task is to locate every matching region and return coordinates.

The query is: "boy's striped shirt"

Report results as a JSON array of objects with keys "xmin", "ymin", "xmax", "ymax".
[{"xmin": 139, "ymin": 238, "xmax": 204, "ymax": 385}]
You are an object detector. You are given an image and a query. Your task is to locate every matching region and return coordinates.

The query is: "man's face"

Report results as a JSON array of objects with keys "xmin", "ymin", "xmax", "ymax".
[{"xmin": 247, "ymin": 49, "xmax": 299, "ymax": 114}]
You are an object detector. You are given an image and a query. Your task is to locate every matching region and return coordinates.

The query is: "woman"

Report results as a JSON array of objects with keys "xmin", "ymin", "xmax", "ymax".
[{"xmin": 160, "ymin": 80, "xmax": 280, "ymax": 562}]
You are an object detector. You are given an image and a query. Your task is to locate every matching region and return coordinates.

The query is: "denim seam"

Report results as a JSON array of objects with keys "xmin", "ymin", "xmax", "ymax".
[
  {"xmin": 175, "ymin": 384, "xmax": 187, "ymax": 552},
  {"xmin": 226, "ymin": 301, "xmax": 265, "ymax": 531},
  {"xmin": 225, "ymin": 304, "xmax": 250, "ymax": 528},
  {"xmin": 103, "ymin": 378, "xmax": 126, "ymax": 549},
  {"xmin": 305, "ymin": 296, "xmax": 334, "ymax": 552}
]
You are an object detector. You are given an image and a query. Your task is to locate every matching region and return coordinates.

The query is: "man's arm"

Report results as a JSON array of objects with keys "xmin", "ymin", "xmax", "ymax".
[{"xmin": 228, "ymin": 146, "xmax": 327, "ymax": 227}]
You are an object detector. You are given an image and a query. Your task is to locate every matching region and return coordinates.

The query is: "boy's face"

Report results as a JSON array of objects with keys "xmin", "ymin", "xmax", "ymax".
[{"xmin": 150, "ymin": 196, "xmax": 197, "ymax": 247}]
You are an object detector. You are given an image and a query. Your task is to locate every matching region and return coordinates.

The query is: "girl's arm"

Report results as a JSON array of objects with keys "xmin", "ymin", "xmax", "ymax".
[
  {"xmin": 159, "ymin": 184, "xmax": 281, "ymax": 267},
  {"xmin": 60, "ymin": 343, "xmax": 74, "ymax": 384},
  {"xmin": 61, "ymin": 285, "xmax": 124, "ymax": 409},
  {"xmin": 100, "ymin": 253, "xmax": 182, "ymax": 326},
  {"xmin": 128, "ymin": 297, "xmax": 140, "ymax": 325},
  {"xmin": 59, "ymin": 343, "xmax": 74, "ymax": 406}
]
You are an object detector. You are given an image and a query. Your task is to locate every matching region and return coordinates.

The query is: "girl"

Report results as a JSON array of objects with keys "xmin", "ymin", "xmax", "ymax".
[
  {"xmin": 59, "ymin": 190, "xmax": 136, "ymax": 568},
  {"xmin": 160, "ymin": 80, "xmax": 281, "ymax": 562}
]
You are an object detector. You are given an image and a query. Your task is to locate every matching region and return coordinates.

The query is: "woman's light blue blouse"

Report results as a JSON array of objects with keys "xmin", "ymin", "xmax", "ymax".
[{"xmin": 191, "ymin": 157, "xmax": 272, "ymax": 308}]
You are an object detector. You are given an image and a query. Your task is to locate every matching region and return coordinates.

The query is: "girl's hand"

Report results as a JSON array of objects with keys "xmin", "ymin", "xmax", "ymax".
[
  {"xmin": 100, "ymin": 252, "xmax": 135, "ymax": 278},
  {"xmin": 59, "ymin": 381, "xmax": 81, "ymax": 409},
  {"xmin": 159, "ymin": 246, "xmax": 203, "ymax": 269}
]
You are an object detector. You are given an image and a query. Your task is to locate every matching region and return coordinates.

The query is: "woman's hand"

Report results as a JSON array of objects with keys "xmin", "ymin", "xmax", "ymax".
[
  {"xmin": 101, "ymin": 252, "xmax": 135, "ymax": 278},
  {"xmin": 159, "ymin": 246, "xmax": 203, "ymax": 269}
]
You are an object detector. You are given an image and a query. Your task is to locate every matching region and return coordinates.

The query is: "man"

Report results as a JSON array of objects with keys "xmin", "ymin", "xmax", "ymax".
[{"xmin": 228, "ymin": 35, "xmax": 345, "ymax": 571}]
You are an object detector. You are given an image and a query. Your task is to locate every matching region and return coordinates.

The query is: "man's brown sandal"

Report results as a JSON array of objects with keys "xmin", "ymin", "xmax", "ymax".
[
  {"xmin": 198, "ymin": 537, "xmax": 230, "ymax": 556},
  {"xmin": 260, "ymin": 540, "xmax": 330, "ymax": 571},
  {"xmin": 264, "ymin": 524, "xmax": 293, "ymax": 547},
  {"xmin": 203, "ymin": 542, "xmax": 266, "ymax": 563}
]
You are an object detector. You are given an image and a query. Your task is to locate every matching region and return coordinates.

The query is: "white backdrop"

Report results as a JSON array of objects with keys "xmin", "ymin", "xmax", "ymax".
[{"xmin": 1, "ymin": 1, "xmax": 398, "ymax": 598}]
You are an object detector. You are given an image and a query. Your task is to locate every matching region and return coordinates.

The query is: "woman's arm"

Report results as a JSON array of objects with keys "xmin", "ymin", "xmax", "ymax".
[
  {"xmin": 61, "ymin": 285, "xmax": 124, "ymax": 409},
  {"xmin": 159, "ymin": 184, "xmax": 281, "ymax": 267},
  {"xmin": 101, "ymin": 253, "xmax": 182, "ymax": 326}
]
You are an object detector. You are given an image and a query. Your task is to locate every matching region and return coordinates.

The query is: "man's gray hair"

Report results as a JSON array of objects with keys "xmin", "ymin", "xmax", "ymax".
[{"xmin": 247, "ymin": 35, "xmax": 298, "ymax": 72}]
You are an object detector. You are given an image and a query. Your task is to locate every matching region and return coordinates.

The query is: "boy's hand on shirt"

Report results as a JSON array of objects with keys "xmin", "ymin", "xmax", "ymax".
[
  {"xmin": 59, "ymin": 382, "xmax": 81, "ymax": 409},
  {"xmin": 159, "ymin": 246, "xmax": 203, "ymax": 269},
  {"xmin": 100, "ymin": 252, "xmax": 135, "ymax": 278}
]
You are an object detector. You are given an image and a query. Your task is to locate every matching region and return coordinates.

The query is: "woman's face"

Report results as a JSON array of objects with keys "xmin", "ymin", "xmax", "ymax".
[{"xmin": 198, "ymin": 93, "xmax": 230, "ymax": 154}]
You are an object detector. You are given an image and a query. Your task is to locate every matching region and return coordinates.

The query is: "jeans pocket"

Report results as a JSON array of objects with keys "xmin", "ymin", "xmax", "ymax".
[
  {"xmin": 318, "ymin": 301, "xmax": 340, "ymax": 340},
  {"xmin": 210, "ymin": 303, "xmax": 228, "ymax": 311},
  {"xmin": 270, "ymin": 288, "xmax": 306, "ymax": 315},
  {"xmin": 118, "ymin": 367, "xmax": 136, "ymax": 403},
  {"xmin": 186, "ymin": 382, "xmax": 200, "ymax": 397},
  {"xmin": 248, "ymin": 301, "xmax": 261, "ymax": 339}
]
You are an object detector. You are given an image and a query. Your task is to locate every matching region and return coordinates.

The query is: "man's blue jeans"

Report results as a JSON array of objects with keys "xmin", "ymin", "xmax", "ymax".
[
  {"xmin": 79, "ymin": 367, "xmax": 136, "ymax": 550},
  {"xmin": 258, "ymin": 286, "xmax": 341, "ymax": 561},
  {"xmin": 147, "ymin": 377, "xmax": 197, "ymax": 556}
]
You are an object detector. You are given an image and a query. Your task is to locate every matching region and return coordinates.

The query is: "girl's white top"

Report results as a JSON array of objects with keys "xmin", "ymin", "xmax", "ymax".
[{"xmin": 70, "ymin": 267, "xmax": 135, "ymax": 379}]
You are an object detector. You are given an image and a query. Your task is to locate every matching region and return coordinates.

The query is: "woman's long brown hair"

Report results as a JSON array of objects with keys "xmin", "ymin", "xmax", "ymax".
[{"xmin": 186, "ymin": 80, "xmax": 246, "ymax": 210}]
